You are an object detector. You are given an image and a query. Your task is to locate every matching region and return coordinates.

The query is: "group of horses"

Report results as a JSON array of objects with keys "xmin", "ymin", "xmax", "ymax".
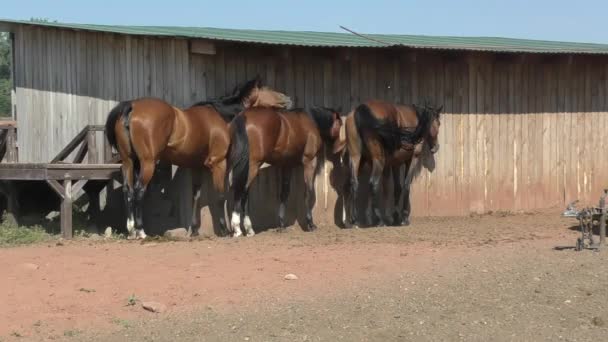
[{"xmin": 105, "ymin": 76, "xmax": 442, "ymax": 239}]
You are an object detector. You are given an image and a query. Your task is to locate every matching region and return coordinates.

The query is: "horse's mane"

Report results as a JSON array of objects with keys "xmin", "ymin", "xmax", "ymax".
[
  {"xmin": 191, "ymin": 76, "xmax": 261, "ymax": 121},
  {"xmin": 407, "ymin": 101, "xmax": 440, "ymax": 145}
]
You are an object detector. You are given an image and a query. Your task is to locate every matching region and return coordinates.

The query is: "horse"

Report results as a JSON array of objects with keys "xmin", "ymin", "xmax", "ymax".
[
  {"xmin": 226, "ymin": 106, "xmax": 343, "ymax": 237},
  {"xmin": 341, "ymin": 100, "xmax": 442, "ymax": 228},
  {"xmin": 104, "ymin": 76, "xmax": 293, "ymax": 239}
]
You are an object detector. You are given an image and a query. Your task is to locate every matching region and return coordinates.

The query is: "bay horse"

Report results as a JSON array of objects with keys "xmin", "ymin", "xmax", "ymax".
[
  {"xmin": 342, "ymin": 100, "xmax": 442, "ymax": 228},
  {"xmin": 227, "ymin": 106, "xmax": 343, "ymax": 237},
  {"xmin": 105, "ymin": 77, "xmax": 293, "ymax": 239}
]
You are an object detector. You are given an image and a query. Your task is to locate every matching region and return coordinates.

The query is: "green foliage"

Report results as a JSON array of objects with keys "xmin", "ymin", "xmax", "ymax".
[
  {"xmin": 0, "ymin": 212, "xmax": 51, "ymax": 247},
  {"xmin": 0, "ymin": 32, "xmax": 11, "ymax": 116}
]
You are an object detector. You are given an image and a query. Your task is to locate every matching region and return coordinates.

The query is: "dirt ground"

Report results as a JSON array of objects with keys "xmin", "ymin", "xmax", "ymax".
[{"xmin": 2, "ymin": 209, "xmax": 608, "ymax": 341}]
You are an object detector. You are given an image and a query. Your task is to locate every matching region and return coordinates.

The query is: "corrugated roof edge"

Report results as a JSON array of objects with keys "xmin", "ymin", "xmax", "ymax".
[{"xmin": 2, "ymin": 19, "xmax": 608, "ymax": 55}]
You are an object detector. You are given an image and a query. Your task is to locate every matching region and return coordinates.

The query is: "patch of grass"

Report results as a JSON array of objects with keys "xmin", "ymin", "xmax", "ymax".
[
  {"xmin": 0, "ymin": 213, "xmax": 51, "ymax": 247},
  {"xmin": 111, "ymin": 317, "xmax": 132, "ymax": 329},
  {"xmin": 79, "ymin": 288, "xmax": 96, "ymax": 293},
  {"xmin": 126, "ymin": 294, "xmax": 138, "ymax": 306},
  {"xmin": 63, "ymin": 329, "xmax": 82, "ymax": 337}
]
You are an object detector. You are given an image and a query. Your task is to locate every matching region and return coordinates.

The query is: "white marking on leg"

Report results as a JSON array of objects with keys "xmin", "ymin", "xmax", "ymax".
[
  {"xmin": 126, "ymin": 217, "xmax": 136, "ymax": 239},
  {"xmin": 231, "ymin": 211, "xmax": 242, "ymax": 237},
  {"xmin": 136, "ymin": 229, "xmax": 147, "ymax": 240},
  {"xmin": 244, "ymin": 215, "xmax": 255, "ymax": 237}
]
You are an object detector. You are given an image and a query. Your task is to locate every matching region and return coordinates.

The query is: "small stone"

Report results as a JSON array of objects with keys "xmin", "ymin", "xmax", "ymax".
[
  {"xmin": 164, "ymin": 228, "xmax": 189, "ymax": 240},
  {"xmin": 592, "ymin": 317, "xmax": 605, "ymax": 327},
  {"xmin": 56, "ymin": 239, "xmax": 65, "ymax": 246},
  {"xmin": 20, "ymin": 263, "xmax": 39, "ymax": 270},
  {"xmin": 104, "ymin": 227, "xmax": 113, "ymax": 238},
  {"xmin": 284, "ymin": 273, "xmax": 298, "ymax": 280},
  {"xmin": 533, "ymin": 277, "xmax": 541, "ymax": 281},
  {"xmin": 564, "ymin": 300, "xmax": 571, "ymax": 304},
  {"xmin": 89, "ymin": 233, "xmax": 102, "ymax": 241},
  {"xmin": 142, "ymin": 301, "xmax": 167, "ymax": 313}
]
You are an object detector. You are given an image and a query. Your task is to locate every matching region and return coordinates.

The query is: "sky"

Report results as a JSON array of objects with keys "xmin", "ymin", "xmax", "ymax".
[{"xmin": 2, "ymin": 0, "xmax": 608, "ymax": 44}]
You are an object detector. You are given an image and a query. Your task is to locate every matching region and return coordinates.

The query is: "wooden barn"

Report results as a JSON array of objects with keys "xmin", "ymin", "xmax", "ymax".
[{"xmin": 1, "ymin": 19, "xmax": 608, "ymax": 237}]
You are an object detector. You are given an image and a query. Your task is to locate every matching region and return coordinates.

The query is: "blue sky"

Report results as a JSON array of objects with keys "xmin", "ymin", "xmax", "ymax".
[{"xmin": 3, "ymin": 0, "xmax": 607, "ymax": 43}]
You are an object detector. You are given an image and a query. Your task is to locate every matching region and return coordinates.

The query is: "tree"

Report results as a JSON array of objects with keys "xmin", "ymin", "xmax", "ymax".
[{"xmin": 0, "ymin": 32, "xmax": 11, "ymax": 117}]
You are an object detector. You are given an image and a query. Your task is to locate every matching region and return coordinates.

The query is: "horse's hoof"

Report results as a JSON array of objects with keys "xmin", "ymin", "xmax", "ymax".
[
  {"xmin": 246, "ymin": 230, "xmax": 256, "ymax": 237},
  {"xmin": 232, "ymin": 230, "xmax": 243, "ymax": 238},
  {"xmin": 306, "ymin": 224, "xmax": 318, "ymax": 232},
  {"xmin": 400, "ymin": 218, "xmax": 410, "ymax": 226}
]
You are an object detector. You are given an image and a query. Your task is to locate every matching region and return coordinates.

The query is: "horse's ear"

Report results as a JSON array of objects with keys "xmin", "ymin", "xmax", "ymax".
[{"xmin": 436, "ymin": 105, "xmax": 443, "ymax": 114}]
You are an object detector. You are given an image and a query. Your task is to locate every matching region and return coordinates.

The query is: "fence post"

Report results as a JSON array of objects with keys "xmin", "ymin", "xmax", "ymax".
[
  {"xmin": 87, "ymin": 128, "xmax": 98, "ymax": 164},
  {"xmin": 600, "ymin": 189, "xmax": 607, "ymax": 248}
]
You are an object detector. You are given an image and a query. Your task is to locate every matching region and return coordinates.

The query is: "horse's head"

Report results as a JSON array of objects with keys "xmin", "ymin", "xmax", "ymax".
[
  {"xmin": 243, "ymin": 77, "xmax": 293, "ymax": 110},
  {"xmin": 414, "ymin": 102, "xmax": 442, "ymax": 154}
]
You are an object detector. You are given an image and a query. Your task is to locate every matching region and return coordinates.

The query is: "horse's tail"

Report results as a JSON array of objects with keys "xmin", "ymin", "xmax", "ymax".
[
  {"xmin": 105, "ymin": 100, "xmax": 141, "ymax": 192},
  {"xmin": 228, "ymin": 114, "xmax": 250, "ymax": 194},
  {"xmin": 354, "ymin": 103, "xmax": 402, "ymax": 152},
  {"xmin": 105, "ymin": 101, "xmax": 133, "ymax": 151}
]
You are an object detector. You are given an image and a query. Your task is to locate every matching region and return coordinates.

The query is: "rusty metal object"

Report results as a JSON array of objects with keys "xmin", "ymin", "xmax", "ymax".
[{"xmin": 562, "ymin": 190, "xmax": 608, "ymax": 251}]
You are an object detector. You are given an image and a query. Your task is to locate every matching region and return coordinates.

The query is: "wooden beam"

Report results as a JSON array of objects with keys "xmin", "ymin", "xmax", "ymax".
[
  {"xmin": 87, "ymin": 130, "xmax": 98, "ymax": 164},
  {"xmin": 50, "ymin": 126, "xmax": 89, "ymax": 163},
  {"xmin": 46, "ymin": 179, "xmax": 65, "ymax": 199},
  {"xmin": 190, "ymin": 39, "xmax": 216, "ymax": 55},
  {"xmin": 61, "ymin": 178, "xmax": 73, "ymax": 239},
  {"xmin": 72, "ymin": 140, "xmax": 88, "ymax": 163},
  {"xmin": 71, "ymin": 179, "xmax": 87, "ymax": 197},
  {"xmin": 6, "ymin": 127, "xmax": 17, "ymax": 162}
]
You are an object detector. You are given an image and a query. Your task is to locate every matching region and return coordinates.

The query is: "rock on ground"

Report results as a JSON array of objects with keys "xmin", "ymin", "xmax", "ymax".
[
  {"xmin": 164, "ymin": 228, "xmax": 189, "ymax": 240},
  {"xmin": 142, "ymin": 301, "xmax": 167, "ymax": 313}
]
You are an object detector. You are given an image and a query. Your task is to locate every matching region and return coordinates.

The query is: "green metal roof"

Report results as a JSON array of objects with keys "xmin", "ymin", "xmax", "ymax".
[{"xmin": 2, "ymin": 19, "xmax": 608, "ymax": 55}]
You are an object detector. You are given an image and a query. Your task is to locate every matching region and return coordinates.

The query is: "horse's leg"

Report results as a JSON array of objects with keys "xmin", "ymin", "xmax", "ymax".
[
  {"xmin": 210, "ymin": 158, "xmax": 228, "ymax": 235},
  {"xmin": 348, "ymin": 155, "xmax": 361, "ymax": 228},
  {"xmin": 189, "ymin": 171, "xmax": 203, "ymax": 237},
  {"xmin": 369, "ymin": 158, "xmax": 386, "ymax": 227},
  {"xmin": 400, "ymin": 160, "xmax": 413, "ymax": 226},
  {"xmin": 278, "ymin": 167, "xmax": 292, "ymax": 230},
  {"xmin": 133, "ymin": 158, "xmax": 155, "ymax": 239},
  {"xmin": 382, "ymin": 166, "xmax": 394, "ymax": 225},
  {"xmin": 241, "ymin": 162, "xmax": 260, "ymax": 237},
  {"xmin": 231, "ymin": 189, "xmax": 245, "ymax": 238},
  {"xmin": 391, "ymin": 164, "xmax": 404, "ymax": 225},
  {"xmin": 303, "ymin": 156, "xmax": 318, "ymax": 231},
  {"xmin": 120, "ymin": 160, "xmax": 136, "ymax": 239}
]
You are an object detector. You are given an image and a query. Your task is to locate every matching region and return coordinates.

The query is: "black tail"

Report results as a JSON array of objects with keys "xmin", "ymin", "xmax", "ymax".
[
  {"xmin": 105, "ymin": 101, "xmax": 133, "ymax": 151},
  {"xmin": 228, "ymin": 114, "xmax": 250, "ymax": 194},
  {"xmin": 354, "ymin": 104, "xmax": 406, "ymax": 153}
]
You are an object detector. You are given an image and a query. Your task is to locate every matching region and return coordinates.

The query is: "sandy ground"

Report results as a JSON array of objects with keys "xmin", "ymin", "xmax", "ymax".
[{"xmin": 1, "ymin": 210, "xmax": 607, "ymax": 341}]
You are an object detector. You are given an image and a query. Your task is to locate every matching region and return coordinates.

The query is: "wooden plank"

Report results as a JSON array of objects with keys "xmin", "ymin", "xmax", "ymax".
[
  {"xmin": 87, "ymin": 129, "xmax": 98, "ymax": 164},
  {"xmin": 467, "ymin": 54, "xmax": 479, "ymax": 213},
  {"xmin": 61, "ymin": 178, "xmax": 73, "ymax": 239},
  {"xmin": 46, "ymin": 179, "xmax": 65, "ymax": 198},
  {"xmin": 73, "ymin": 140, "xmax": 89, "ymax": 164},
  {"xmin": 51, "ymin": 126, "xmax": 88, "ymax": 163}
]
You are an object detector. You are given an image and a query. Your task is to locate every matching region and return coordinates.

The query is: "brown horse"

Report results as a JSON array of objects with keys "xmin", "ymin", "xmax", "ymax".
[
  {"xmin": 105, "ymin": 77, "xmax": 292, "ymax": 239},
  {"xmin": 227, "ymin": 106, "xmax": 343, "ymax": 237},
  {"xmin": 342, "ymin": 100, "xmax": 442, "ymax": 228}
]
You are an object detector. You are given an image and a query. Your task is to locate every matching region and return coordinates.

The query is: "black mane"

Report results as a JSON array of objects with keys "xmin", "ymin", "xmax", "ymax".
[
  {"xmin": 191, "ymin": 76, "xmax": 261, "ymax": 121},
  {"xmin": 409, "ymin": 101, "xmax": 441, "ymax": 144}
]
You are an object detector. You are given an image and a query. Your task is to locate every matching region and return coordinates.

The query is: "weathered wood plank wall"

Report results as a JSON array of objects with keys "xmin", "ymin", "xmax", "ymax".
[{"xmin": 11, "ymin": 25, "xmax": 608, "ymax": 230}]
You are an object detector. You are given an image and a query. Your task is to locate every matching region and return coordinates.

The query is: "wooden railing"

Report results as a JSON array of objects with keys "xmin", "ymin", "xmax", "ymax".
[
  {"xmin": 0, "ymin": 120, "xmax": 18, "ymax": 163},
  {"xmin": 50, "ymin": 125, "xmax": 116, "ymax": 164}
]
